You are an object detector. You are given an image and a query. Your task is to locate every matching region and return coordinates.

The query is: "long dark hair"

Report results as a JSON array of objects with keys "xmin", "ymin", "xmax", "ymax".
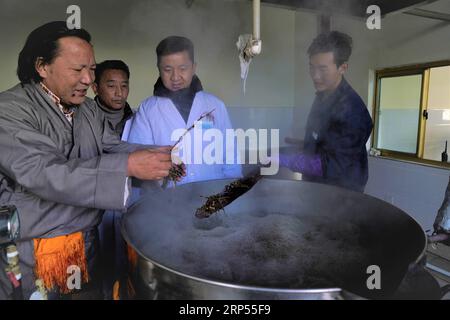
[{"xmin": 17, "ymin": 21, "xmax": 91, "ymax": 84}]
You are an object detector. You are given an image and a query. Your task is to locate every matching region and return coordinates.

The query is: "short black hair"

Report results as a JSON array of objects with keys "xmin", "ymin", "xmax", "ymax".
[
  {"xmin": 156, "ymin": 36, "xmax": 194, "ymax": 66},
  {"xmin": 94, "ymin": 60, "xmax": 130, "ymax": 85},
  {"xmin": 17, "ymin": 21, "xmax": 91, "ymax": 84},
  {"xmin": 307, "ymin": 31, "xmax": 353, "ymax": 67}
]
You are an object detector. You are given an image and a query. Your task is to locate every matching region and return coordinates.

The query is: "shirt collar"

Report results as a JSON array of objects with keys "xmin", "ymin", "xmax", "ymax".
[
  {"xmin": 40, "ymin": 82, "xmax": 62, "ymax": 105},
  {"xmin": 40, "ymin": 82, "xmax": 76, "ymax": 124},
  {"xmin": 316, "ymin": 77, "xmax": 348, "ymax": 102}
]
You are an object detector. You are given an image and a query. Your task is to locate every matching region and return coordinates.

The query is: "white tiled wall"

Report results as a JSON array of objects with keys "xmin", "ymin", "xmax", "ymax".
[{"xmin": 365, "ymin": 156, "xmax": 449, "ymax": 232}]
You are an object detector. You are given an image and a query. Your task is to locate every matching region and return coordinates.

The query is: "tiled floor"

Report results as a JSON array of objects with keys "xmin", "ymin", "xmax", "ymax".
[{"xmin": 426, "ymin": 243, "xmax": 450, "ymax": 300}]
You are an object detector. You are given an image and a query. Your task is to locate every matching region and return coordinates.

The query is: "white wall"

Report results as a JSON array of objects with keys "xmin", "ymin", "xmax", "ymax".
[
  {"xmin": 292, "ymin": 10, "xmax": 317, "ymax": 138},
  {"xmin": 0, "ymin": 0, "xmax": 300, "ymax": 144},
  {"xmin": 374, "ymin": 1, "xmax": 450, "ymax": 69},
  {"xmin": 365, "ymin": 157, "xmax": 449, "ymax": 231},
  {"xmin": 0, "ymin": 0, "xmax": 296, "ymax": 109}
]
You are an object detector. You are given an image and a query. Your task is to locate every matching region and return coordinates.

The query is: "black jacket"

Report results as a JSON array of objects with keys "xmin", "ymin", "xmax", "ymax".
[{"xmin": 303, "ymin": 78, "xmax": 373, "ymax": 192}]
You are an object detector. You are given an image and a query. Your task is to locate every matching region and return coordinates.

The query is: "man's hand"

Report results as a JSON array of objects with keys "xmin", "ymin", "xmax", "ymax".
[{"xmin": 127, "ymin": 147, "xmax": 173, "ymax": 180}]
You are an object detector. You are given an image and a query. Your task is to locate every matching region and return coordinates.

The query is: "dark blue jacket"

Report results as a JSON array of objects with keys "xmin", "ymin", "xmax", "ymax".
[{"xmin": 303, "ymin": 78, "xmax": 373, "ymax": 192}]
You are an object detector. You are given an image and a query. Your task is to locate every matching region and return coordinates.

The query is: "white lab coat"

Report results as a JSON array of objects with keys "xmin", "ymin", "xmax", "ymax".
[{"xmin": 124, "ymin": 91, "xmax": 242, "ymax": 186}]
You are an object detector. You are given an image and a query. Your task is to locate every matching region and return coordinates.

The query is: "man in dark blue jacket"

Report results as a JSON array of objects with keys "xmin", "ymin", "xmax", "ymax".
[{"xmin": 280, "ymin": 31, "xmax": 372, "ymax": 192}]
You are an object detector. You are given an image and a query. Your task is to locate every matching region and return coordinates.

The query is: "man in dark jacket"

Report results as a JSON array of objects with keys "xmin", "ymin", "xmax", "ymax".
[
  {"xmin": 279, "ymin": 31, "xmax": 373, "ymax": 192},
  {"xmin": 92, "ymin": 60, "xmax": 133, "ymax": 137}
]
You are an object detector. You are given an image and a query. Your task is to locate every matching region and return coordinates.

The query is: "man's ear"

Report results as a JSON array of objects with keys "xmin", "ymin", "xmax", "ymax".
[
  {"xmin": 91, "ymin": 82, "xmax": 98, "ymax": 95},
  {"xmin": 192, "ymin": 62, "xmax": 197, "ymax": 74},
  {"xmin": 35, "ymin": 57, "xmax": 48, "ymax": 79},
  {"xmin": 338, "ymin": 62, "xmax": 348, "ymax": 75}
]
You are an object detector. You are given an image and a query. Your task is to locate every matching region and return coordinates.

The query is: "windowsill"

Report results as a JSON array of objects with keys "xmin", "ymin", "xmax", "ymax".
[{"xmin": 369, "ymin": 154, "xmax": 450, "ymax": 171}]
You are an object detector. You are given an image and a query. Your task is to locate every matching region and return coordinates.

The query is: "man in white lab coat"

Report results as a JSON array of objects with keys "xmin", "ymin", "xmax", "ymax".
[{"xmin": 126, "ymin": 36, "xmax": 242, "ymax": 188}]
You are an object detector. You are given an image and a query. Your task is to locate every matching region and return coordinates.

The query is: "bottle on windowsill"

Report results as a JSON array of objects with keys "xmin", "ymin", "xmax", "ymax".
[{"xmin": 442, "ymin": 141, "xmax": 448, "ymax": 163}]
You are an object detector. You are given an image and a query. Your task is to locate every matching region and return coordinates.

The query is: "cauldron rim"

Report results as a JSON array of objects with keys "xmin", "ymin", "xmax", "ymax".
[
  {"xmin": 122, "ymin": 178, "xmax": 427, "ymax": 298},
  {"xmin": 121, "ymin": 226, "xmax": 344, "ymax": 294}
]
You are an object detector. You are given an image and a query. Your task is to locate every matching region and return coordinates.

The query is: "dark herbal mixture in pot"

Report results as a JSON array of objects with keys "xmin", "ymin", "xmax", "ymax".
[{"xmin": 150, "ymin": 212, "xmax": 374, "ymax": 290}]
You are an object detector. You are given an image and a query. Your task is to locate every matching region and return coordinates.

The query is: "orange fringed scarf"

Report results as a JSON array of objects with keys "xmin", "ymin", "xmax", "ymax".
[
  {"xmin": 125, "ymin": 245, "xmax": 138, "ymax": 299},
  {"xmin": 110, "ymin": 246, "xmax": 138, "ymax": 300},
  {"xmin": 33, "ymin": 232, "xmax": 89, "ymax": 294}
]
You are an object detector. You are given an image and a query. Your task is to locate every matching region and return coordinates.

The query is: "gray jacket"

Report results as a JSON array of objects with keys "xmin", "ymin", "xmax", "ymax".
[
  {"xmin": 0, "ymin": 82, "xmax": 144, "ymax": 299},
  {"xmin": 94, "ymin": 95, "xmax": 133, "ymax": 138}
]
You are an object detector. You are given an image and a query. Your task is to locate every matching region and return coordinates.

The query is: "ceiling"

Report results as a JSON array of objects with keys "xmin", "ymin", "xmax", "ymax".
[{"xmin": 259, "ymin": 0, "xmax": 442, "ymax": 18}]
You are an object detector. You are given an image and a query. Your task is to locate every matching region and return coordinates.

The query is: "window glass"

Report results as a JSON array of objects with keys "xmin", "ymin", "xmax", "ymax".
[
  {"xmin": 376, "ymin": 74, "xmax": 423, "ymax": 154},
  {"xmin": 424, "ymin": 66, "xmax": 450, "ymax": 161}
]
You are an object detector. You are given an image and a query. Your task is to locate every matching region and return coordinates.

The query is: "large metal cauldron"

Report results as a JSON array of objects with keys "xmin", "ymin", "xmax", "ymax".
[{"xmin": 122, "ymin": 178, "xmax": 427, "ymax": 300}]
